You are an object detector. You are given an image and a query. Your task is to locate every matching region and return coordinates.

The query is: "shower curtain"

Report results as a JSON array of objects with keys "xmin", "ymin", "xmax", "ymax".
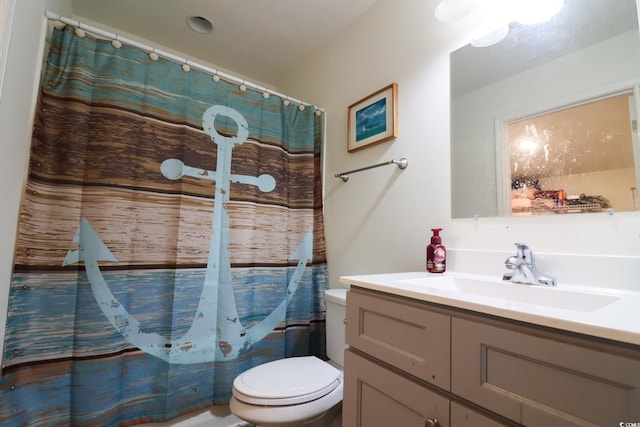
[{"xmin": 0, "ymin": 25, "xmax": 328, "ymax": 426}]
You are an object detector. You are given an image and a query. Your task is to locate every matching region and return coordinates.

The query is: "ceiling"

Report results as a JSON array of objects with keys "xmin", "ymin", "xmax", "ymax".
[{"xmin": 71, "ymin": 0, "xmax": 383, "ymax": 88}]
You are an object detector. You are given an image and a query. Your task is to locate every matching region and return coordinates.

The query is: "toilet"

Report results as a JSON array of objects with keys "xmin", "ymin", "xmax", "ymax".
[{"xmin": 230, "ymin": 288, "xmax": 348, "ymax": 427}]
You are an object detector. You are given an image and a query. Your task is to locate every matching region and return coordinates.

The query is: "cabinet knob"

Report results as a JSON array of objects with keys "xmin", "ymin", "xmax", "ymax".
[{"xmin": 425, "ymin": 418, "xmax": 440, "ymax": 427}]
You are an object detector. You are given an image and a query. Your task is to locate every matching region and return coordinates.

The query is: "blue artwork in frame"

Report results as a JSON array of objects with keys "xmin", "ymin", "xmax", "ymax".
[
  {"xmin": 355, "ymin": 98, "xmax": 387, "ymax": 142},
  {"xmin": 348, "ymin": 83, "xmax": 398, "ymax": 152}
]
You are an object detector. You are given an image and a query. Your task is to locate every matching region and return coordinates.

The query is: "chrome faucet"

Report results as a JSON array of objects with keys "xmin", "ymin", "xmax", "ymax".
[{"xmin": 503, "ymin": 243, "xmax": 557, "ymax": 286}]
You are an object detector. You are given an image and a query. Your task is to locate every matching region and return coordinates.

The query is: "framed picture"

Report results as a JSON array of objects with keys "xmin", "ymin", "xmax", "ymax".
[{"xmin": 348, "ymin": 83, "xmax": 398, "ymax": 152}]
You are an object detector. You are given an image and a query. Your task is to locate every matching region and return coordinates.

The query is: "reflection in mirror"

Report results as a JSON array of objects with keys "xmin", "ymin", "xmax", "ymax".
[
  {"xmin": 506, "ymin": 91, "xmax": 639, "ymax": 215},
  {"xmin": 450, "ymin": 0, "xmax": 640, "ymax": 218}
]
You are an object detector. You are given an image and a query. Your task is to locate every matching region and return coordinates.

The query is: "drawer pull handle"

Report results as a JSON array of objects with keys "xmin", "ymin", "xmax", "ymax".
[{"xmin": 425, "ymin": 418, "xmax": 440, "ymax": 427}]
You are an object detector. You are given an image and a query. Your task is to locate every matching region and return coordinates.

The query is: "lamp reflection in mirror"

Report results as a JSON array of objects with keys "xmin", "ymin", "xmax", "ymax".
[{"xmin": 435, "ymin": 0, "xmax": 565, "ymax": 47}]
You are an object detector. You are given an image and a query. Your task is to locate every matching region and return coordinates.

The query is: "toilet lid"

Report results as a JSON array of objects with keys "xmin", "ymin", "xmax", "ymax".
[{"xmin": 232, "ymin": 356, "xmax": 341, "ymax": 406}]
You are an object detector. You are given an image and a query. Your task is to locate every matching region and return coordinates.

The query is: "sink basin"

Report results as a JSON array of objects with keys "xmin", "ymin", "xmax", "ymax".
[{"xmin": 398, "ymin": 275, "xmax": 621, "ymax": 312}]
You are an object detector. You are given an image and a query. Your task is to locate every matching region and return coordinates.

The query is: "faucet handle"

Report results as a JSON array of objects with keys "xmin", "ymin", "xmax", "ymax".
[{"xmin": 514, "ymin": 243, "xmax": 535, "ymax": 264}]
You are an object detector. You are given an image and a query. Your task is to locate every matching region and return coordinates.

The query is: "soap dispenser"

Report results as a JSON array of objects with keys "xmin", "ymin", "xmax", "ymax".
[{"xmin": 426, "ymin": 228, "xmax": 446, "ymax": 273}]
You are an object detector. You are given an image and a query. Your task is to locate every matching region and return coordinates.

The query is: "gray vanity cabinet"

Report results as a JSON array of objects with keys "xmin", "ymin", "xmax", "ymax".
[
  {"xmin": 344, "ymin": 286, "xmax": 640, "ymax": 427},
  {"xmin": 450, "ymin": 401, "xmax": 507, "ymax": 427},
  {"xmin": 452, "ymin": 317, "xmax": 640, "ymax": 426},
  {"xmin": 344, "ymin": 288, "xmax": 450, "ymax": 390},
  {"xmin": 344, "ymin": 288, "xmax": 511, "ymax": 427},
  {"xmin": 343, "ymin": 349, "xmax": 450, "ymax": 427}
]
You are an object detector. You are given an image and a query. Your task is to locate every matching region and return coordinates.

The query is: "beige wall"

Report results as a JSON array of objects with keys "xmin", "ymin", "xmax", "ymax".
[{"xmin": 279, "ymin": 0, "xmax": 640, "ymax": 289}]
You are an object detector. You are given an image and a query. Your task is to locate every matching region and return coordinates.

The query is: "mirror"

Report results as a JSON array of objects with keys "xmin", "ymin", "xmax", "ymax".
[{"xmin": 451, "ymin": 0, "xmax": 640, "ymax": 218}]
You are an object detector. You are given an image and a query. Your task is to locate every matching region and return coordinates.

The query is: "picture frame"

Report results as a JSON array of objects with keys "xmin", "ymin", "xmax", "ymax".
[{"xmin": 347, "ymin": 83, "xmax": 398, "ymax": 152}]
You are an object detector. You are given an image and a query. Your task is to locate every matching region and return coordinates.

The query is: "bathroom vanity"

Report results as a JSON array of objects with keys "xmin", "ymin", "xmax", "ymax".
[{"xmin": 340, "ymin": 272, "xmax": 640, "ymax": 427}]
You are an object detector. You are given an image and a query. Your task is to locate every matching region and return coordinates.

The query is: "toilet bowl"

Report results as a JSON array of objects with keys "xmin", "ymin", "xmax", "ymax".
[
  {"xmin": 230, "ymin": 356, "xmax": 343, "ymax": 427},
  {"xmin": 229, "ymin": 288, "xmax": 348, "ymax": 427}
]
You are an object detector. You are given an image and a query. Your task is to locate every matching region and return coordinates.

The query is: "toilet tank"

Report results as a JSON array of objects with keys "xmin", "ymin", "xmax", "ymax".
[{"xmin": 324, "ymin": 288, "xmax": 348, "ymax": 367}]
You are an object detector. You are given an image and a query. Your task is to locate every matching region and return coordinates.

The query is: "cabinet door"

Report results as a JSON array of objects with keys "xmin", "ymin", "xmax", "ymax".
[
  {"xmin": 452, "ymin": 317, "xmax": 640, "ymax": 426},
  {"xmin": 343, "ymin": 349, "xmax": 449, "ymax": 427},
  {"xmin": 346, "ymin": 288, "xmax": 450, "ymax": 390},
  {"xmin": 450, "ymin": 401, "xmax": 515, "ymax": 427}
]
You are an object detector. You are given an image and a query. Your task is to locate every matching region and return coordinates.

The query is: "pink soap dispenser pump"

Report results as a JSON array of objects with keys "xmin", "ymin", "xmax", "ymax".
[{"xmin": 426, "ymin": 228, "xmax": 446, "ymax": 273}]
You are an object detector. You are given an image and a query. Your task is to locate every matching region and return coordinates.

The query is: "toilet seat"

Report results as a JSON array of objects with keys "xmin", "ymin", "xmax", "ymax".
[{"xmin": 232, "ymin": 356, "xmax": 341, "ymax": 406}]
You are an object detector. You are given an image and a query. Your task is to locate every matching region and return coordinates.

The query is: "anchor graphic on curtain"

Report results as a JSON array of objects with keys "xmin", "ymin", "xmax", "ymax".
[{"xmin": 62, "ymin": 105, "xmax": 312, "ymax": 364}]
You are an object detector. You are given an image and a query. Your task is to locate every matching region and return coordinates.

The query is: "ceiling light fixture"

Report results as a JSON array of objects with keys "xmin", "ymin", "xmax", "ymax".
[{"xmin": 187, "ymin": 15, "xmax": 214, "ymax": 34}]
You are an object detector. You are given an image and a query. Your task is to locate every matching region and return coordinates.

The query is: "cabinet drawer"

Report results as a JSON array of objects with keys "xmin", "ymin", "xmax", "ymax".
[
  {"xmin": 452, "ymin": 317, "xmax": 640, "ymax": 426},
  {"xmin": 343, "ymin": 349, "xmax": 450, "ymax": 427},
  {"xmin": 346, "ymin": 288, "xmax": 450, "ymax": 389}
]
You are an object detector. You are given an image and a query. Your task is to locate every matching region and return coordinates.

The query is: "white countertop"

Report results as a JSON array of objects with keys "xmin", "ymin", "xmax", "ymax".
[{"xmin": 340, "ymin": 271, "xmax": 640, "ymax": 346}]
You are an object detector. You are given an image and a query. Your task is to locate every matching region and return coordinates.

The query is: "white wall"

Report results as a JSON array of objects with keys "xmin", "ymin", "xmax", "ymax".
[
  {"xmin": 279, "ymin": 0, "xmax": 640, "ymax": 290},
  {"xmin": 0, "ymin": 0, "xmax": 15, "ymax": 98}
]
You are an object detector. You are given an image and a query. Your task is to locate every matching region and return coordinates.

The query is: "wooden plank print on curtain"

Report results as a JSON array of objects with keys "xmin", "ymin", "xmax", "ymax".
[{"xmin": 0, "ymin": 25, "xmax": 328, "ymax": 426}]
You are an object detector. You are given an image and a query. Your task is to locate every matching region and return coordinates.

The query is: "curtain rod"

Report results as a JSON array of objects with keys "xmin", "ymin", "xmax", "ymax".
[{"xmin": 44, "ymin": 11, "xmax": 324, "ymax": 113}]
